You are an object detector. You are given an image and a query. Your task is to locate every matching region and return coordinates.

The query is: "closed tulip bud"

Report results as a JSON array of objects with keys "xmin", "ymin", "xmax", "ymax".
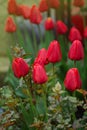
[
  {"xmin": 5, "ymin": 16, "xmax": 16, "ymax": 33},
  {"xmin": 73, "ymin": 0, "xmax": 84, "ymax": 7},
  {"xmin": 39, "ymin": 0, "xmax": 48, "ymax": 12},
  {"xmin": 69, "ymin": 27, "xmax": 82, "ymax": 42},
  {"xmin": 30, "ymin": 5, "xmax": 42, "ymax": 24},
  {"xmin": 19, "ymin": 5, "xmax": 30, "ymax": 19},
  {"xmin": 8, "ymin": 0, "xmax": 17, "ymax": 14},
  {"xmin": 46, "ymin": 40, "xmax": 62, "ymax": 63},
  {"xmin": 84, "ymin": 27, "xmax": 87, "ymax": 39},
  {"xmin": 64, "ymin": 68, "xmax": 82, "ymax": 91},
  {"xmin": 47, "ymin": 0, "xmax": 60, "ymax": 9},
  {"xmin": 68, "ymin": 40, "xmax": 84, "ymax": 61},
  {"xmin": 44, "ymin": 17, "xmax": 55, "ymax": 30},
  {"xmin": 12, "ymin": 58, "xmax": 30, "ymax": 78},
  {"xmin": 32, "ymin": 63, "xmax": 48, "ymax": 84},
  {"xmin": 34, "ymin": 48, "xmax": 48, "ymax": 66},
  {"xmin": 56, "ymin": 20, "xmax": 68, "ymax": 35}
]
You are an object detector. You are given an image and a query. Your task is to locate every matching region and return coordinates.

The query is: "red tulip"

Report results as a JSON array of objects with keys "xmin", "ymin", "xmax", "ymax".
[
  {"xmin": 84, "ymin": 27, "xmax": 87, "ymax": 39},
  {"xmin": 68, "ymin": 40, "xmax": 84, "ymax": 61},
  {"xmin": 64, "ymin": 68, "xmax": 82, "ymax": 91},
  {"xmin": 71, "ymin": 15, "xmax": 84, "ymax": 37},
  {"xmin": 39, "ymin": 0, "xmax": 48, "ymax": 12},
  {"xmin": 46, "ymin": 40, "xmax": 62, "ymax": 63},
  {"xmin": 34, "ymin": 48, "xmax": 48, "ymax": 66},
  {"xmin": 12, "ymin": 58, "xmax": 30, "ymax": 78},
  {"xmin": 7, "ymin": 0, "xmax": 17, "ymax": 14},
  {"xmin": 56, "ymin": 20, "xmax": 68, "ymax": 35},
  {"xmin": 19, "ymin": 5, "xmax": 30, "ymax": 19},
  {"xmin": 73, "ymin": 0, "xmax": 84, "ymax": 7},
  {"xmin": 47, "ymin": 0, "xmax": 60, "ymax": 9},
  {"xmin": 32, "ymin": 63, "xmax": 48, "ymax": 84},
  {"xmin": 5, "ymin": 16, "xmax": 16, "ymax": 33},
  {"xmin": 30, "ymin": 5, "xmax": 42, "ymax": 24},
  {"xmin": 69, "ymin": 27, "xmax": 82, "ymax": 42},
  {"xmin": 44, "ymin": 17, "xmax": 55, "ymax": 30}
]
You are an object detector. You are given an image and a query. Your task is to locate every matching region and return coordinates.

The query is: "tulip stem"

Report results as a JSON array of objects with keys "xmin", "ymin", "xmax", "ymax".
[
  {"xmin": 53, "ymin": 63, "xmax": 55, "ymax": 75},
  {"xmin": 74, "ymin": 60, "xmax": 76, "ymax": 67}
]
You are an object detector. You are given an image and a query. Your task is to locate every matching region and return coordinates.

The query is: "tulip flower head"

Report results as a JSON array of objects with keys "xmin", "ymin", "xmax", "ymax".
[
  {"xmin": 8, "ymin": 0, "xmax": 17, "ymax": 14},
  {"xmin": 64, "ymin": 68, "xmax": 82, "ymax": 91},
  {"xmin": 68, "ymin": 40, "xmax": 84, "ymax": 61},
  {"xmin": 19, "ymin": 5, "xmax": 30, "ymax": 19},
  {"xmin": 39, "ymin": 0, "xmax": 48, "ymax": 12},
  {"xmin": 47, "ymin": 0, "xmax": 60, "ymax": 9},
  {"xmin": 46, "ymin": 40, "xmax": 62, "ymax": 63},
  {"xmin": 34, "ymin": 48, "xmax": 48, "ymax": 66},
  {"xmin": 44, "ymin": 17, "xmax": 55, "ymax": 30},
  {"xmin": 56, "ymin": 20, "xmax": 68, "ymax": 35},
  {"xmin": 30, "ymin": 5, "xmax": 42, "ymax": 24},
  {"xmin": 5, "ymin": 16, "xmax": 16, "ymax": 33},
  {"xmin": 73, "ymin": 0, "xmax": 84, "ymax": 7},
  {"xmin": 32, "ymin": 63, "xmax": 48, "ymax": 84},
  {"xmin": 12, "ymin": 58, "xmax": 30, "ymax": 78},
  {"xmin": 69, "ymin": 27, "xmax": 82, "ymax": 42}
]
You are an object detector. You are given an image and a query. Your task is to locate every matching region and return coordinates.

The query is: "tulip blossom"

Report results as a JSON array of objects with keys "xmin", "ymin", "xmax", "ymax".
[
  {"xmin": 71, "ymin": 15, "xmax": 84, "ymax": 37},
  {"xmin": 46, "ymin": 40, "xmax": 62, "ymax": 63},
  {"xmin": 39, "ymin": 0, "xmax": 48, "ymax": 12},
  {"xmin": 44, "ymin": 17, "xmax": 55, "ymax": 30},
  {"xmin": 73, "ymin": 0, "xmax": 84, "ymax": 7},
  {"xmin": 12, "ymin": 58, "xmax": 30, "ymax": 78},
  {"xmin": 84, "ymin": 27, "xmax": 87, "ymax": 39},
  {"xmin": 64, "ymin": 68, "xmax": 82, "ymax": 91},
  {"xmin": 56, "ymin": 20, "xmax": 68, "ymax": 35},
  {"xmin": 7, "ymin": 0, "xmax": 17, "ymax": 14},
  {"xmin": 34, "ymin": 48, "xmax": 48, "ymax": 66},
  {"xmin": 19, "ymin": 5, "xmax": 30, "ymax": 19},
  {"xmin": 29, "ymin": 5, "xmax": 42, "ymax": 24},
  {"xmin": 47, "ymin": 0, "xmax": 60, "ymax": 9},
  {"xmin": 32, "ymin": 63, "xmax": 48, "ymax": 84},
  {"xmin": 68, "ymin": 40, "xmax": 84, "ymax": 61},
  {"xmin": 5, "ymin": 16, "xmax": 16, "ymax": 33},
  {"xmin": 69, "ymin": 27, "xmax": 82, "ymax": 42}
]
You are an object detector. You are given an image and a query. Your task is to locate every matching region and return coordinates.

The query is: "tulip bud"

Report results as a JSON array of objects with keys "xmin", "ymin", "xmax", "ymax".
[
  {"xmin": 56, "ymin": 20, "xmax": 68, "ymax": 35},
  {"xmin": 84, "ymin": 27, "xmax": 87, "ymax": 39},
  {"xmin": 19, "ymin": 5, "xmax": 30, "ymax": 19},
  {"xmin": 12, "ymin": 58, "xmax": 29, "ymax": 78},
  {"xmin": 47, "ymin": 0, "xmax": 60, "ymax": 9},
  {"xmin": 5, "ymin": 16, "xmax": 16, "ymax": 33},
  {"xmin": 34, "ymin": 48, "xmax": 48, "ymax": 66},
  {"xmin": 30, "ymin": 5, "xmax": 42, "ymax": 24},
  {"xmin": 8, "ymin": 0, "xmax": 17, "ymax": 14},
  {"xmin": 44, "ymin": 17, "xmax": 55, "ymax": 30},
  {"xmin": 68, "ymin": 40, "xmax": 84, "ymax": 61},
  {"xmin": 32, "ymin": 63, "xmax": 48, "ymax": 84},
  {"xmin": 64, "ymin": 68, "xmax": 82, "ymax": 91},
  {"xmin": 46, "ymin": 40, "xmax": 62, "ymax": 63},
  {"xmin": 39, "ymin": 0, "xmax": 48, "ymax": 12},
  {"xmin": 69, "ymin": 27, "xmax": 82, "ymax": 42},
  {"xmin": 73, "ymin": 0, "xmax": 84, "ymax": 7}
]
